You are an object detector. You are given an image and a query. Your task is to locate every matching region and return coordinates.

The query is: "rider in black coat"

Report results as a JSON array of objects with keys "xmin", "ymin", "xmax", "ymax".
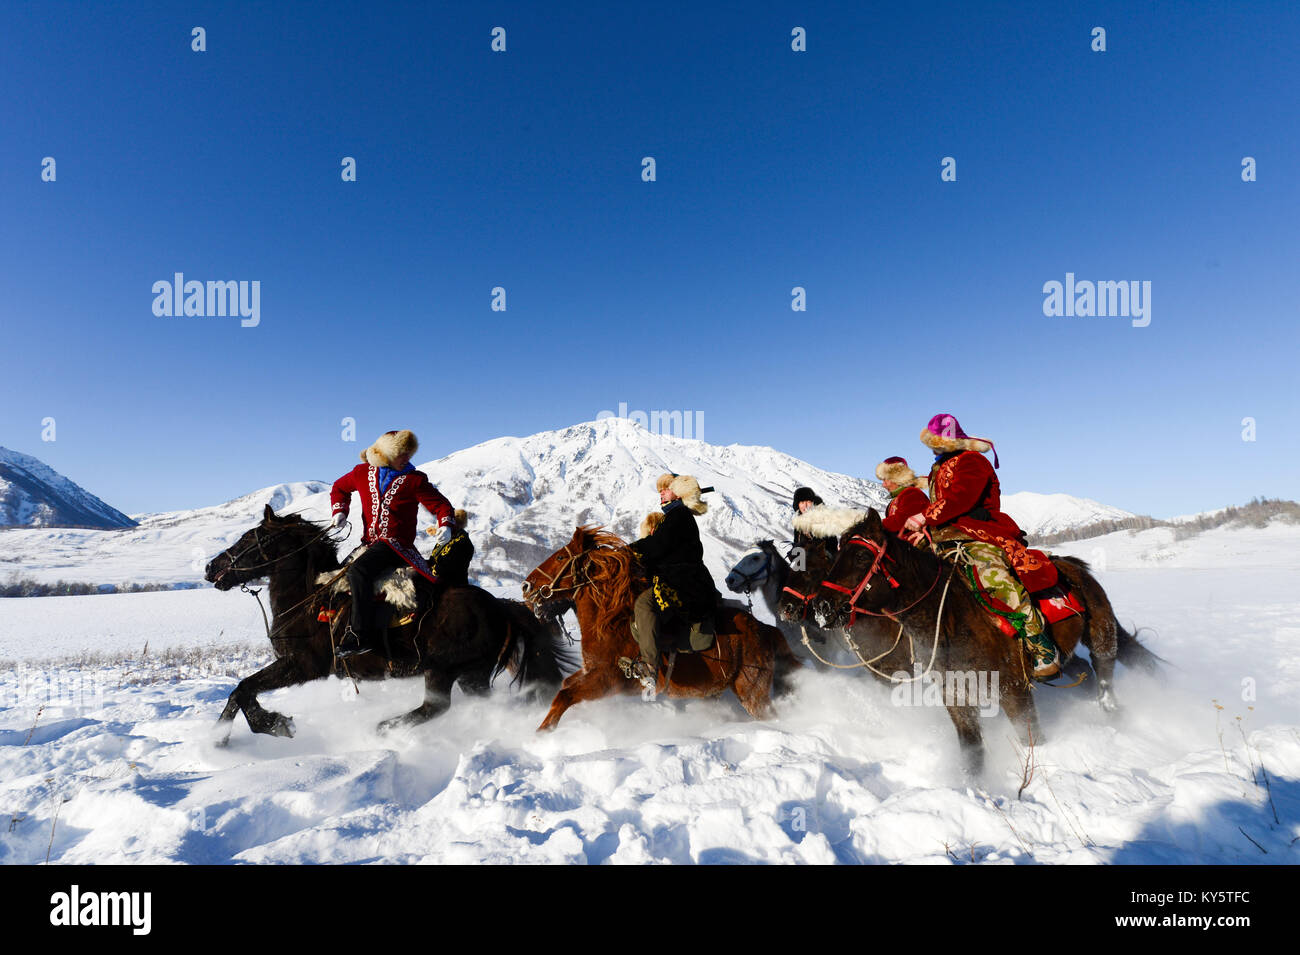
[{"xmin": 626, "ymin": 473, "xmax": 720, "ymax": 689}]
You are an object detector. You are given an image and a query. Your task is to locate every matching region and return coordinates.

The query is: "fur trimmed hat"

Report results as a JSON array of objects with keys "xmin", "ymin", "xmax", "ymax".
[
  {"xmin": 875, "ymin": 456, "xmax": 929, "ymax": 490},
  {"xmin": 453, "ymin": 508, "xmax": 468, "ymax": 527},
  {"xmin": 639, "ymin": 511, "xmax": 664, "ymax": 539},
  {"xmin": 793, "ymin": 504, "xmax": 869, "ymax": 539},
  {"xmin": 918, "ymin": 414, "xmax": 998, "ymax": 468},
  {"xmin": 792, "ymin": 487, "xmax": 824, "ymax": 511},
  {"xmin": 668, "ymin": 474, "xmax": 709, "ymax": 515},
  {"xmin": 362, "ymin": 430, "xmax": 419, "ymax": 468}
]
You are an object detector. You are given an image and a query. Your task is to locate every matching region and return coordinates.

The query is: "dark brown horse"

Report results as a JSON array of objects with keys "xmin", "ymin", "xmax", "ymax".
[
  {"xmin": 522, "ymin": 526, "xmax": 802, "ymax": 730},
  {"xmin": 811, "ymin": 509, "xmax": 1160, "ymax": 774},
  {"xmin": 725, "ymin": 539, "xmax": 869, "ymax": 669},
  {"xmin": 204, "ymin": 505, "xmax": 574, "ymax": 738}
]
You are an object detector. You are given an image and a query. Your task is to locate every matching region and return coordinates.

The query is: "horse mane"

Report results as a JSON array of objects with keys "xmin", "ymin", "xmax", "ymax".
[
  {"xmin": 266, "ymin": 512, "xmax": 342, "ymax": 606},
  {"xmin": 573, "ymin": 525, "xmax": 642, "ymax": 644},
  {"xmin": 844, "ymin": 518, "xmax": 978, "ymax": 617}
]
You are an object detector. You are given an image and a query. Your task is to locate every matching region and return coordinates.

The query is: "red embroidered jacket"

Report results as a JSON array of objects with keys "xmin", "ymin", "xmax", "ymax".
[
  {"xmin": 330, "ymin": 464, "xmax": 453, "ymax": 548},
  {"xmin": 922, "ymin": 451, "xmax": 1058, "ymax": 592},
  {"xmin": 882, "ymin": 485, "xmax": 930, "ymax": 535}
]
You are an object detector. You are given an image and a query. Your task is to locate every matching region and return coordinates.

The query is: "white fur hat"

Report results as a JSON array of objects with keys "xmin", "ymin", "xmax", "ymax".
[{"xmin": 794, "ymin": 504, "xmax": 869, "ymax": 539}]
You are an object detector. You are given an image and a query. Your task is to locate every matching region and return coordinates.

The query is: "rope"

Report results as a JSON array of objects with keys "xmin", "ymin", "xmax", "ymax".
[{"xmin": 800, "ymin": 560, "xmax": 958, "ymax": 684}]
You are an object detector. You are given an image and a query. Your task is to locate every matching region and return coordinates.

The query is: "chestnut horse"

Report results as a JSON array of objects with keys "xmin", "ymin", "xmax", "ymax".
[
  {"xmin": 522, "ymin": 526, "xmax": 802, "ymax": 730},
  {"xmin": 811, "ymin": 509, "xmax": 1161, "ymax": 774}
]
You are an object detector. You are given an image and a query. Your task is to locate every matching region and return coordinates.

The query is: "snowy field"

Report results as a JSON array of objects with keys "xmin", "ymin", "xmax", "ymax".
[{"xmin": 0, "ymin": 520, "xmax": 1297, "ymax": 864}]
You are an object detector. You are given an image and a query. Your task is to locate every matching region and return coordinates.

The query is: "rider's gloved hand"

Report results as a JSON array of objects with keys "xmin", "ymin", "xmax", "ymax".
[
  {"xmin": 331, "ymin": 512, "xmax": 347, "ymax": 529},
  {"xmin": 429, "ymin": 523, "xmax": 453, "ymax": 548}
]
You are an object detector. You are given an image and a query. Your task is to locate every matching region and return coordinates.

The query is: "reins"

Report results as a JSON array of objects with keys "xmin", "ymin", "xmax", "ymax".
[
  {"xmin": 223, "ymin": 521, "xmax": 353, "ymax": 642},
  {"xmin": 804, "ymin": 531, "xmax": 959, "ymax": 683}
]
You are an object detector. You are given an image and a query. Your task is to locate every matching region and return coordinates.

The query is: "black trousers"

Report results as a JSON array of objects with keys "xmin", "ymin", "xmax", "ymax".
[{"xmin": 347, "ymin": 543, "xmax": 405, "ymax": 634}]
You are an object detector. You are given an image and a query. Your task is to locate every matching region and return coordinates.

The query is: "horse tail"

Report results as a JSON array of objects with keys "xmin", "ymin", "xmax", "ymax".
[
  {"xmin": 1051, "ymin": 555, "xmax": 1165, "ymax": 675},
  {"xmin": 1116, "ymin": 623, "xmax": 1165, "ymax": 676},
  {"xmin": 495, "ymin": 598, "xmax": 579, "ymax": 690}
]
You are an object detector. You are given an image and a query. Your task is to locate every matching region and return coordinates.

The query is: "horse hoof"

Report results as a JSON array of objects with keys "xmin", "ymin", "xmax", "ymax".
[
  {"xmin": 264, "ymin": 713, "xmax": 295, "ymax": 738},
  {"xmin": 1098, "ymin": 692, "xmax": 1120, "ymax": 715},
  {"xmin": 377, "ymin": 716, "xmax": 408, "ymax": 734}
]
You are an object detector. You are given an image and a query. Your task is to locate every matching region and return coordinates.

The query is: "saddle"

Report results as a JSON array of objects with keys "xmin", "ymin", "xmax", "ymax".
[
  {"xmin": 630, "ymin": 610, "xmax": 717, "ymax": 654},
  {"xmin": 966, "ymin": 565, "xmax": 1084, "ymax": 639},
  {"xmin": 933, "ymin": 541, "xmax": 1084, "ymax": 638},
  {"xmin": 315, "ymin": 566, "xmax": 424, "ymax": 631}
]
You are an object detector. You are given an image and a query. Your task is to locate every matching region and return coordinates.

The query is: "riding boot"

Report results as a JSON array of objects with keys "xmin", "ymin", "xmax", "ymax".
[{"xmin": 1022, "ymin": 610, "xmax": 1061, "ymax": 679}]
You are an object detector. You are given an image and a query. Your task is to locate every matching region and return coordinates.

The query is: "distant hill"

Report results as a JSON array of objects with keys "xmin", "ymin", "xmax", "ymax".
[{"xmin": 0, "ymin": 447, "xmax": 136, "ymax": 529}]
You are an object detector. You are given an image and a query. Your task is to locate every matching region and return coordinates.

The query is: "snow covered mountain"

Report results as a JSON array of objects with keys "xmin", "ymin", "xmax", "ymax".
[
  {"xmin": 0, "ymin": 447, "xmax": 136, "ymax": 529},
  {"xmin": 999, "ymin": 491, "xmax": 1136, "ymax": 540},
  {"xmin": 0, "ymin": 420, "xmax": 888, "ymax": 587},
  {"xmin": 0, "ymin": 419, "xmax": 1168, "ymax": 588}
]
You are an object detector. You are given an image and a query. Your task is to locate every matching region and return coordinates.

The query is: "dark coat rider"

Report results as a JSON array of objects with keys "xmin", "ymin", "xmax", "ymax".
[{"xmin": 625, "ymin": 472, "xmax": 720, "ymax": 689}]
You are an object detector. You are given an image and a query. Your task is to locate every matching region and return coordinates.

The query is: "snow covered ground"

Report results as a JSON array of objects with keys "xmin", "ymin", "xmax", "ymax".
[{"xmin": 0, "ymin": 518, "xmax": 1296, "ymax": 864}]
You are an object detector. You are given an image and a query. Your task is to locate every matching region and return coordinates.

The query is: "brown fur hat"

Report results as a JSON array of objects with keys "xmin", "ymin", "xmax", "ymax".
[
  {"xmin": 362, "ymin": 429, "xmax": 419, "ymax": 467},
  {"xmin": 918, "ymin": 427, "xmax": 992, "ymax": 456},
  {"xmin": 655, "ymin": 472, "xmax": 676, "ymax": 492},
  {"xmin": 875, "ymin": 456, "xmax": 930, "ymax": 491},
  {"xmin": 453, "ymin": 508, "xmax": 468, "ymax": 527},
  {"xmin": 668, "ymin": 474, "xmax": 708, "ymax": 515},
  {"xmin": 638, "ymin": 511, "xmax": 664, "ymax": 539}
]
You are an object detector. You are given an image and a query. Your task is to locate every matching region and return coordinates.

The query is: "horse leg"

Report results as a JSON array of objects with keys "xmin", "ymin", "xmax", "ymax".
[
  {"xmin": 730, "ymin": 648, "xmax": 776, "ymax": 720},
  {"xmin": 538, "ymin": 667, "xmax": 623, "ymax": 731},
  {"xmin": 945, "ymin": 705, "xmax": 985, "ymax": 777},
  {"xmin": 379, "ymin": 668, "xmax": 455, "ymax": 732},
  {"xmin": 217, "ymin": 655, "xmax": 313, "ymax": 740},
  {"xmin": 457, "ymin": 666, "xmax": 493, "ymax": 697},
  {"xmin": 1092, "ymin": 650, "xmax": 1120, "ymax": 714},
  {"xmin": 998, "ymin": 680, "xmax": 1042, "ymax": 747}
]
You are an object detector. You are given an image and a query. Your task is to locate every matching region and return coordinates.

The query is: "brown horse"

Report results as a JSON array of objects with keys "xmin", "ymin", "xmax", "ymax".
[
  {"xmin": 522, "ymin": 526, "xmax": 802, "ymax": 730},
  {"xmin": 811, "ymin": 509, "xmax": 1161, "ymax": 774}
]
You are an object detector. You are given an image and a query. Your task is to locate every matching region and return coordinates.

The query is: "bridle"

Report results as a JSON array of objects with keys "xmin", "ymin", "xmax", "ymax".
[
  {"xmin": 523, "ymin": 540, "xmax": 592, "ymax": 605},
  {"xmin": 219, "ymin": 521, "xmax": 339, "ymax": 580},
  {"xmin": 818, "ymin": 533, "xmax": 941, "ymax": 626},
  {"xmin": 731, "ymin": 546, "xmax": 775, "ymax": 595}
]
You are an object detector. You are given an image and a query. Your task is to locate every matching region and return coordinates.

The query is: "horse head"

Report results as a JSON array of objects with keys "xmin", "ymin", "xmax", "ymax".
[
  {"xmin": 205, "ymin": 504, "xmax": 325, "ymax": 591},
  {"xmin": 724, "ymin": 541, "xmax": 776, "ymax": 594},
  {"xmin": 522, "ymin": 525, "xmax": 596, "ymax": 619},
  {"xmin": 812, "ymin": 509, "xmax": 895, "ymax": 628}
]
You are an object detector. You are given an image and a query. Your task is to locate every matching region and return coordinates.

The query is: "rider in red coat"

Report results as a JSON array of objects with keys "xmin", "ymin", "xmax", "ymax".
[
  {"xmin": 901, "ymin": 414, "xmax": 1061, "ymax": 678},
  {"xmin": 876, "ymin": 456, "xmax": 930, "ymax": 536},
  {"xmin": 330, "ymin": 429, "xmax": 455, "ymax": 658}
]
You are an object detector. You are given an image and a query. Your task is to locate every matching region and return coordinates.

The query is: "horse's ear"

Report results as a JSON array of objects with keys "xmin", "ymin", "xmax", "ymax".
[
  {"xmin": 864, "ymin": 508, "xmax": 884, "ymax": 533},
  {"xmin": 570, "ymin": 525, "xmax": 585, "ymax": 546},
  {"xmin": 263, "ymin": 503, "xmax": 277, "ymax": 523}
]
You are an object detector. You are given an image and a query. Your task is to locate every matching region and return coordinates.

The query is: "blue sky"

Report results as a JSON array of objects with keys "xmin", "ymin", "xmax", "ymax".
[{"xmin": 2, "ymin": 1, "xmax": 1296, "ymax": 517}]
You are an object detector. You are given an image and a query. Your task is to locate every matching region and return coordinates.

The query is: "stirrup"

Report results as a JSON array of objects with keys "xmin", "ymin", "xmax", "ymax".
[
  {"xmin": 617, "ymin": 656, "xmax": 657, "ymax": 692},
  {"xmin": 335, "ymin": 626, "xmax": 373, "ymax": 660}
]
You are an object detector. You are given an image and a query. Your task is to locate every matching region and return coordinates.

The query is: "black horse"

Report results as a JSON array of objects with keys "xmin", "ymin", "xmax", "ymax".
[{"xmin": 204, "ymin": 505, "xmax": 574, "ymax": 738}]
